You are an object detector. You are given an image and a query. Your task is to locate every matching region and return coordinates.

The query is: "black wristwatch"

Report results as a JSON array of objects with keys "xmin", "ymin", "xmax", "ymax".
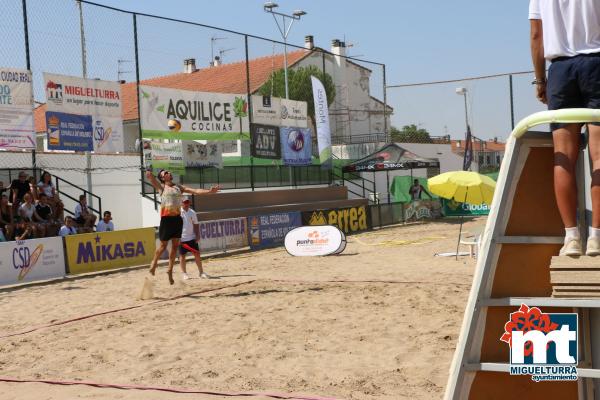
[{"xmin": 532, "ymin": 78, "xmax": 547, "ymax": 85}]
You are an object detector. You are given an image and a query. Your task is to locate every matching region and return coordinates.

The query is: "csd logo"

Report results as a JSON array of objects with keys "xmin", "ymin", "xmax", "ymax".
[
  {"xmin": 12, "ymin": 246, "xmax": 31, "ymax": 270},
  {"xmin": 12, "ymin": 243, "xmax": 43, "ymax": 281}
]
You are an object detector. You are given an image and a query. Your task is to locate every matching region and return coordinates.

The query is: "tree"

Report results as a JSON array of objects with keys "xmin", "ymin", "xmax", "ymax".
[
  {"xmin": 390, "ymin": 124, "xmax": 432, "ymax": 143},
  {"xmin": 257, "ymin": 65, "xmax": 336, "ymax": 123}
]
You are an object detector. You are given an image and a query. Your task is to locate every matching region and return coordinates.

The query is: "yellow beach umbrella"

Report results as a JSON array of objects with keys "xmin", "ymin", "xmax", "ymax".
[
  {"xmin": 427, "ymin": 171, "xmax": 496, "ymax": 205},
  {"xmin": 427, "ymin": 171, "xmax": 496, "ymax": 259}
]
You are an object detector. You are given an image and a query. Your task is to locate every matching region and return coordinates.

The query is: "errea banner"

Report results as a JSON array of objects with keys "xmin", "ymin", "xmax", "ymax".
[
  {"xmin": 302, "ymin": 206, "xmax": 371, "ymax": 234},
  {"xmin": 0, "ymin": 68, "xmax": 35, "ymax": 150},
  {"xmin": 0, "ymin": 237, "xmax": 65, "ymax": 286},
  {"xmin": 501, "ymin": 304, "xmax": 578, "ymax": 382},
  {"xmin": 139, "ymin": 85, "xmax": 249, "ymax": 141},
  {"xmin": 43, "ymin": 72, "xmax": 123, "ymax": 153},
  {"xmin": 65, "ymin": 228, "xmax": 155, "ymax": 274}
]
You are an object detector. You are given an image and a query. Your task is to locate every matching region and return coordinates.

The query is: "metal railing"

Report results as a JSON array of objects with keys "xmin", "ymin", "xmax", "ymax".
[
  {"xmin": 0, "ymin": 168, "xmax": 102, "ymax": 216},
  {"xmin": 511, "ymin": 108, "xmax": 600, "ymax": 139},
  {"xmin": 140, "ymin": 163, "xmax": 336, "ymax": 210},
  {"xmin": 331, "ymin": 133, "xmax": 387, "ymax": 145}
]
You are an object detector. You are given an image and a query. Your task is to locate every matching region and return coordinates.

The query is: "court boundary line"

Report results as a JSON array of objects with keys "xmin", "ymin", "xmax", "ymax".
[{"xmin": 0, "ymin": 376, "xmax": 343, "ymax": 400}]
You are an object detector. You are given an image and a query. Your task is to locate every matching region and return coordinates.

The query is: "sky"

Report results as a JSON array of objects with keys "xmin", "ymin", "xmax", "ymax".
[{"xmin": 2, "ymin": 0, "xmax": 545, "ymax": 141}]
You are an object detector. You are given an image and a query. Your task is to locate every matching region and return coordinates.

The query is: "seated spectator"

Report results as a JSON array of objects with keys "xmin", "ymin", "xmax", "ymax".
[
  {"xmin": 28, "ymin": 176, "xmax": 38, "ymax": 202},
  {"xmin": 19, "ymin": 193, "xmax": 43, "ymax": 238},
  {"xmin": 59, "ymin": 216, "xmax": 78, "ymax": 237},
  {"xmin": 36, "ymin": 193, "xmax": 59, "ymax": 237},
  {"xmin": 0, "ymin": 181, "xmax": 8, "ymax": 197},
  {"xmin": 0, "ymin": 194, "xmax": 14, "ymax": 241},
  {"xmin": 11, "ymin": 171, "xmax": 31, "ymax": 213},
  {"xmin": 74, "ymin": 194, "xmax": 96, "ymax": 233},
  {"xmin": 37, "ymin": 171, "xmax": 64, "ymax": 221},
  {"xmin": 96, "ymin": 211, "xmax": 114, "ymax": 232},
  {"xmin": 14, "ymin": 221, "xmax": 33, "ymax": 241}
]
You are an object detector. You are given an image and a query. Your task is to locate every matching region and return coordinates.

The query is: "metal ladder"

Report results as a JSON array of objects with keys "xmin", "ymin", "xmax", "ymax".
[{"xmin": 444, "ymin": 109, "xmax": 600, "ymax": 400}]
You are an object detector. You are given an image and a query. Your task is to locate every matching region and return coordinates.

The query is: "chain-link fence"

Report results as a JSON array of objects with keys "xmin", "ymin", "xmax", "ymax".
[
  {"xmin": 386, "ymin": 70, "xmax": 548, "ymax": 173},
  {"xmin": 1, "ymin": 0, "xmax": 390, "ymax": 200}
]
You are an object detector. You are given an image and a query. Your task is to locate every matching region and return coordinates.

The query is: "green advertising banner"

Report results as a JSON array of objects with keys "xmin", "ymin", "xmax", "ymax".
[
  {"xmin": 149, "ymin": 142, "xmax": 185, "ymax": 175},
  {"xmin": 442, "ymin": 198, "xmax": 490, "ymax": 216},
  {"xmin": 139, "ymin": 85, "xmax": 249, "ymax": 141}
]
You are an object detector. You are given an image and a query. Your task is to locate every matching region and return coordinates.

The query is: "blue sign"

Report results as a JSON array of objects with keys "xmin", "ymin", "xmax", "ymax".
[
  {"xmin": 248, "ymin": 211, "xmax": 302, "ymax": 250},
  {"xmin": 46, "ymin": 111, "xmax": 93, "ymax": 151},
  {"xmin": 280, "ymin": 127, "xmax": 312, "ymax": 166}
]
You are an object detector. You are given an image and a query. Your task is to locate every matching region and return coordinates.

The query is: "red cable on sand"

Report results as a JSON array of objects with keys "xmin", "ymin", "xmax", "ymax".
[
  {"xmin": 0, "ymin": 280, "xmax": 257, "ymax": 339},
  {"xmin": 0, "ymin": 278, "xmax": 467, "ymax": 339},
  {"xmin": 0, "ymin": 376, "xmax": 343, "ymax": 400}
]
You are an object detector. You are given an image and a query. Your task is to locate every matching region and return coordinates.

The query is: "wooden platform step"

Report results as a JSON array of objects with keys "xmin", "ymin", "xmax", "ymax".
[{"xmin": 550, "ymin": 256, "xmax": 600, "ymax": 298}]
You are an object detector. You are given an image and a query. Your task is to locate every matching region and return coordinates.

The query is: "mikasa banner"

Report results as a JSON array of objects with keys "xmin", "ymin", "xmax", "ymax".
[{"xmin": 140, "ymin": 85, "xmax": 249, "ymax": 141}]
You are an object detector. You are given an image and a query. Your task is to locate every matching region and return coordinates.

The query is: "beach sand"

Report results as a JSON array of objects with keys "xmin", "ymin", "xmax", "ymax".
[{"xmin": 0, "ymin": 218, "xmax": 483, "ymax": 400}]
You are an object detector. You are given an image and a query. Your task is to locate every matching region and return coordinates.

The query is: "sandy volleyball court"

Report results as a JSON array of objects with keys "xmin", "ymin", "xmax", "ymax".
[{"xmin": 0, "ymin": 219, "xmax": 483, "ymax": 400}]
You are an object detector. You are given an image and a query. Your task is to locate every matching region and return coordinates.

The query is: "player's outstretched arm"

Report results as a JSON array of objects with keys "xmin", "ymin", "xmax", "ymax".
[
  {"xmin": 182, "ymin": 185, "xmax": 221, "ymax": 196},
  {"xmin": 145, "ymin": 170, "xmax": 163, "ymax": 192}
]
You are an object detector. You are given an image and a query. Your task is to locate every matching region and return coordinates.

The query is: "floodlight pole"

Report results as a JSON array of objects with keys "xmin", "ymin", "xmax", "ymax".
[{"xmin": 264, "ymin": 5, "xmax": 306, "ymax": 99}]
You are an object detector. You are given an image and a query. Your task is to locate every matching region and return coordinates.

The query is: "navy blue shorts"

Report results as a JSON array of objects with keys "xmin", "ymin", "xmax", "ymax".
[
  {"xmin": 179, "ymin": 239, "xmax": 199, "ymax": 255},
  {"xmin": 547, "ymin": 53, "xmax": 600, "ymax": 131}
]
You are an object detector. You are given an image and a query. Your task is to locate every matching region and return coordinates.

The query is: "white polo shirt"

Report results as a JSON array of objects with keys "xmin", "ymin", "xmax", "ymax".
[
  {"xmin": 180, "ymin": 207, "xmax": 198, "ymax": 242},
  {"xmin": 529, "ymin": 0, "xmax": 600, "ymax": 60}
]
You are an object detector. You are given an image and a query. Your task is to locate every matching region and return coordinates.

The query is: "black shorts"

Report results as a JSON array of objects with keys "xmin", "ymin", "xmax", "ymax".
[
  {"xmin": 547, "ymin": 53, "xmax": 600, "ymax": 131},
  {"xmin": 158, "ymin": 216, "xmax": 183, "ymax": 242},
  {"xmin": 179, "ymin": 239, "xmax": 199, "ymax": 255},
  {"xmin": 75, "ymin": 216, "xmax": 85, "ymax": 225}
]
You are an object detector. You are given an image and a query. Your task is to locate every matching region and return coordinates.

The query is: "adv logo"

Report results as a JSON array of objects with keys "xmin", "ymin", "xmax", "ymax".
[{"xmin": 500, "ymin": 304, "xmax": 578, "ymax": 382}]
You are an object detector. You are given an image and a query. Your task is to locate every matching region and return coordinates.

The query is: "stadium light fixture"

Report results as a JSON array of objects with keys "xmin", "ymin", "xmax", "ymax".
[{"xmin": 264, "ymin": 5, "xmax": 307, "ymax": 99}]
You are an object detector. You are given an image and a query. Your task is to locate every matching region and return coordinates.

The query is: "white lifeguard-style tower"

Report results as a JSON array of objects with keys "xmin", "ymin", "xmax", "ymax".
[{"xmin": 445, "ymin": 109, "xmax": 600, "ymax": 399}]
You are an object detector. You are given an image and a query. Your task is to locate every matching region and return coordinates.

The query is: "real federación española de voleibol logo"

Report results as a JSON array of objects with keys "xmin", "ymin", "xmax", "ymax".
[{"xmin": 500, "ymin": 304, "xmax": 578, "ymax": 382}]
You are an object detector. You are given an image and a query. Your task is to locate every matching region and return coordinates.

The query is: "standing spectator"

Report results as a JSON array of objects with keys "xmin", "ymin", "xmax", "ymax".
[
  {"xmin": 37, "ymin": 172, "xmax": 64, "ymax": 221},
  {"xmin": 529, "ymin": 0, "xmax": 600, "ymax": 256},
  {"xmin": 74, "ymin": 194, "xmax": 96, "ymax": 232},
  {"xmin": 96, "ymin": 211, "xmax": 115, "ymax": 232},
  {"xmin": 179, "ymin": 197, "xmax": 210, "ymax": 280},
  {"xmin": 0, "ymin": 194, "xmax": 14, "ymax": 240},
  {"xmin": 409, "ymin": 179, "xmax": 432, "ymax": 201},
  {"xmin": 10, "ymin": 171, "xmax": 31, "ymax": 212},
  {"xmin": 59, "ymin": 216, "xmax": 78, "ymax": 237},
  {"xmin": 36, "ymin": 193, "xmax": 58, "ymax": 236},
  {"xmin": 19, "ymin": 193, "xmax": 43, "ymax": 237},
  {"xmin": 27, "ymin": 176, "xmax": 38, "ymax": 203}
]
